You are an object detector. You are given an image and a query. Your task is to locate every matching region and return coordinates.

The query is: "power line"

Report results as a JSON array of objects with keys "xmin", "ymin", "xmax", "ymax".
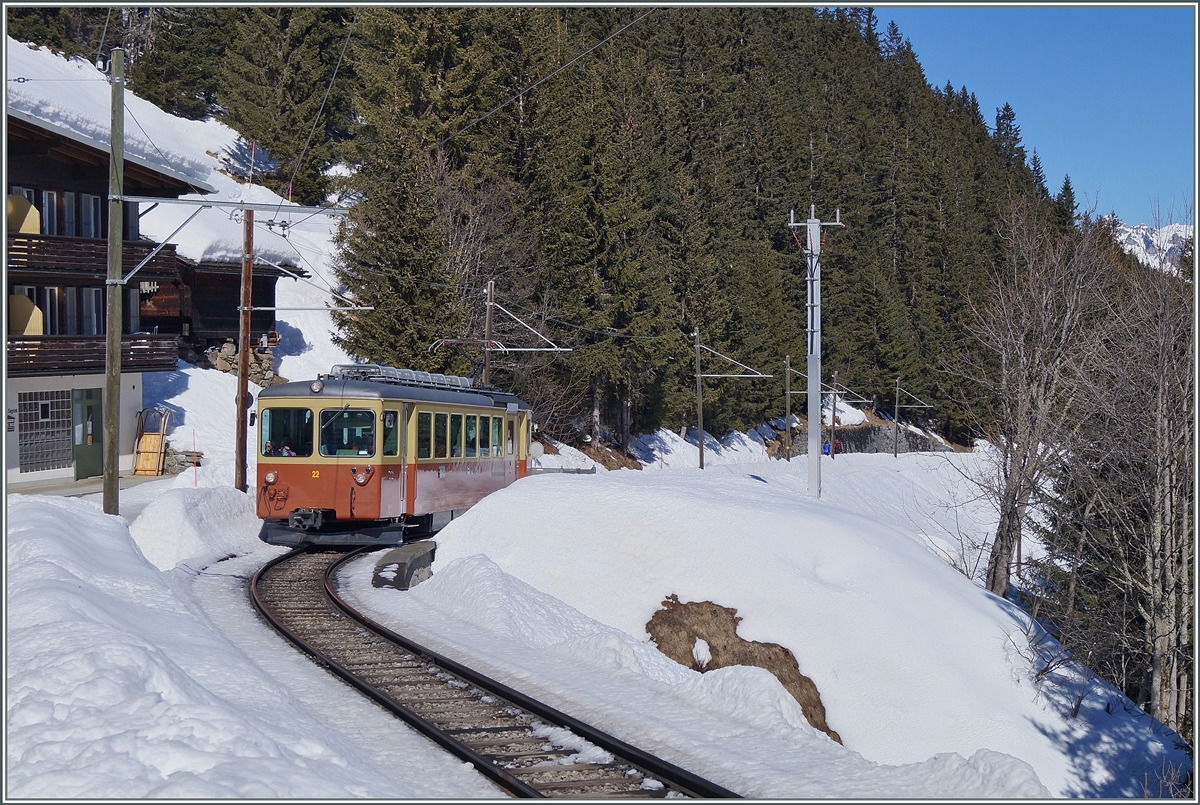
[
  {"xmin": 124, "ymin": 104, "xmax": 210, "ymax": 198},
  {"xmin": 437, "ymin": 7, "xmax": 659, "ymax": 149},
  {"xmin": 274, "ymin": 9, "xmax": 359, "ymax": 215}
]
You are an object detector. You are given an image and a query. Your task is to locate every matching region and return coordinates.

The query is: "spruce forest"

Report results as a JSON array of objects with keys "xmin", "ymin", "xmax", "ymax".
[{"xmin": 9, "ymin": 6, "xmax": 1193, "ymax": 753}]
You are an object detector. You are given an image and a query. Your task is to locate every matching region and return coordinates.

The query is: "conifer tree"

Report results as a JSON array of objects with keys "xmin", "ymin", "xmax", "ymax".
[
  {"xmin": 219, "ymin": 8, "xmax": 355, "ymax": 204},
  {"xmin": 993, "ymin": 102, "xmax": 1026, "ymax": 170},
  {"xmin": 126, "ymin": 8, "xmax": 233, "ymax": 119},
  {"xmin": 1029, "ymin": 149, "xmax": 1049, "ymax": 200},
  {"xmin": 1054, "ymin": 174, "xmax": 1078, "ymax": 231}
]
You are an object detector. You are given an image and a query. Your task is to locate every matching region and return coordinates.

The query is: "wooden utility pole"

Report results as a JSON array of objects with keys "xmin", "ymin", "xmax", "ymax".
[
  {"xmin": 694, "ymin": 329, "xmax": 704, "ymax": 470},
  {"xmin": 482, "ymin": 279, "xmax": 494, "ymax": 385},
  {"xmin": 894, "ymin": 377, "xmax": 901, "ymax": 458},
  {"xmin": 234, "ymin": 209, "xmax": 253, "ymax": 492},
  {"xmin": 103, "ymin": 48, "xmax": 124, "ymax": 515}
]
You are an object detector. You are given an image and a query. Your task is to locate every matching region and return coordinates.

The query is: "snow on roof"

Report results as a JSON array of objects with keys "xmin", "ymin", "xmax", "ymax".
[
  {"xmin": 6, "ymin": 38, "xmax": 214, "ymax": 190},
  {"xmin": 6, "ymin": 37, "xmax": 345, "ymax": 270}
]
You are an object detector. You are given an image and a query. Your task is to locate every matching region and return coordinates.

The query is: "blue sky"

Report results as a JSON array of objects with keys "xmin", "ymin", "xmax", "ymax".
[{"xmin": 879, "ymin": 5, "xmax": 1196, "ymax": 226}]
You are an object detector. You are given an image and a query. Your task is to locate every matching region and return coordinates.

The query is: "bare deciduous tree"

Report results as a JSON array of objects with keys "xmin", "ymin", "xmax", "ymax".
[{"xmin": 961, "ymin": 197, "xmax": 1111, "ymax": 599}]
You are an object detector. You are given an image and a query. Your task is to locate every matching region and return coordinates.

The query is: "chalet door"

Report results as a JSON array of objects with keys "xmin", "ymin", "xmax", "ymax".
[{"xmin": 73, "ymin": 388, "xmax": 103, "ymax": 480}]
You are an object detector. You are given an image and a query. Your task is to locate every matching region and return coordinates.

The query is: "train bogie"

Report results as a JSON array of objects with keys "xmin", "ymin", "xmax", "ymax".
[{"xmin": 255, "ymin": 365, "xmax": 531, "ymax": 546}]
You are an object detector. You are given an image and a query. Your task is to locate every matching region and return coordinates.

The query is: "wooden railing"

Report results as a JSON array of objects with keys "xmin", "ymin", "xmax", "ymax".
[
  {"xmin": 6, "ymin": 334, "xmax": 180, "ymax": 376},
  {"xmin": 6, "ymin": 233, "xmax": 179, "ymax": 277}
]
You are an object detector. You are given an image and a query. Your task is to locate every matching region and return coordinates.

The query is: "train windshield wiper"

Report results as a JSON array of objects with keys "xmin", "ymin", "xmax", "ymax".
[{"xmin": 320, "ymin": 404, "xmax": 350, "ymax": 434}]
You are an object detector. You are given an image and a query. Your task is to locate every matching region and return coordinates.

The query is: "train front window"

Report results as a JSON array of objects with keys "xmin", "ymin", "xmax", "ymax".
[
  {"xmin": 319, "ymin": 408, "xmax": 375, "ymax": 457},
  {"xmin": 261, "ymin": 408, "xmax": 313, "ymax": 457}
]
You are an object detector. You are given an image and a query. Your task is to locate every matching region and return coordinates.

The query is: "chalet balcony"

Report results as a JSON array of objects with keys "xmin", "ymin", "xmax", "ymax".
[
  {"xmin": 6, "ymin": 334, "xmax": 180, "ymax": 377},
  {"xmin": 6, "ymin": 233, "xmax": 180, "ymax": 281}
]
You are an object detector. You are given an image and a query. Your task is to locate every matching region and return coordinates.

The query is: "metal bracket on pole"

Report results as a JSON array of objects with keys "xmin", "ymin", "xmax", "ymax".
[
  {"xmin": 253, "ymin": 255, "xmax": 372, "ymax": 311},
  {"xmin": 431, "ymin": 287, "xmax": 571, "ymax": 356},
  {"xmin": 693, "ymin": 330, "xmax": 772, "ymax": 469},
  {"xmin": 892, "ymin": 378, "xmax": 933, "ymax": 457},
  {"xmin": 107, "ymin": 205, "xmax": 211, "ymax": 286}
]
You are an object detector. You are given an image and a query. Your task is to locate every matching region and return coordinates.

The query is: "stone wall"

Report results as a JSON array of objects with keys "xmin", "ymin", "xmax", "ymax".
[{"xmin": 178, "ymin": 337, "xmax": 288, "ymax": 388}]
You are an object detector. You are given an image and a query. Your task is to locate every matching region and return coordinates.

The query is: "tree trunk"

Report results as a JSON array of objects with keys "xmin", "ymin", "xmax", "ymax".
[
  {"xmin": 590, "ymin": 374, "xmax": 602, "ymax": 445},
  {"xmin": 986, "ymin": 480, "xmax": 1024, "ymax": 598},
  {"xmin": 621, "ymin": 393, "xmax": 632, "ymax": 458}
]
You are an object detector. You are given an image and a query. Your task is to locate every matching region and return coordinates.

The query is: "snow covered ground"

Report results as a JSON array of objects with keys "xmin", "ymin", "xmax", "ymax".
[
  {"xmin": 5, "ymin": 39, "xmax": 1192, "ymax": 799},
  {"xmin": 8, "ymin": 442, "xmax": 1190, "ymax": 798}
]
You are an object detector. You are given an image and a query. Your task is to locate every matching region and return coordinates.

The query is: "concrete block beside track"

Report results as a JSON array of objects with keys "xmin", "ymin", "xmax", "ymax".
[{"xmin": 372, "ymin": 541, "xmax": 436, "ymax": 590}]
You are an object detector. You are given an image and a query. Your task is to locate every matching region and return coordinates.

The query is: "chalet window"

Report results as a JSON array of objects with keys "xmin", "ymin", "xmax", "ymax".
[
  {"xmin": 63, "ymin": 191, "xmax": 76, "ymax": 236},
  {"xmin": 81, "ymin": 194, "xmax": 102, "ymax": 238},
  {"xmin": 11, "ymin": 186, "xmax": 33, "ymax": 202},
  {"xmin": 39, "ymin": 287, "xmax": 61, "ymax": 334},
  {"xmin": 128, "ymin": 288, "xmax": 140, "ymax": 333},
  {"xmin": 81, "ymin": 288, "xmax": 103, "ymax": 335},
  {"xmin": 124, "ymin": 201, "xmax": 139, "ymax": 241},
  {"xmin": 40, "ymin": 190, "xmax": 57, "ymax": 235},
  {"xmin": 64, "ymin": 288, "xmax": 78, "ymax": 335}
]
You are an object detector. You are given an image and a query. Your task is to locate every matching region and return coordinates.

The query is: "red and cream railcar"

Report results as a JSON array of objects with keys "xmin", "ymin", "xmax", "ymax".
[{"xmin": 256, "ymin": 364, "xmax": 532, "ymax": 546}]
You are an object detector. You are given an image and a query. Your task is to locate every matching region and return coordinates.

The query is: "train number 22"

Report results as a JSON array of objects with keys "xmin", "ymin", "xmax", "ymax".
[{"xmin": 311, "ymin": 470, "xmax": 320, "ymax": 478}]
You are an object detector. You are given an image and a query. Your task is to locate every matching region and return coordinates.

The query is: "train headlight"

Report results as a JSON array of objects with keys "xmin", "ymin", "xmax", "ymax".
[
  {"xmin": 264, "ymin": 471, "xmax": 278, "ymax": 484},
  {"xmin": 309, "ymin": 380, "xmax": 323, "ymax": 394},
  {"xmin": 354, "ymin": 472, "xmax": 368, "ymax": 485}
]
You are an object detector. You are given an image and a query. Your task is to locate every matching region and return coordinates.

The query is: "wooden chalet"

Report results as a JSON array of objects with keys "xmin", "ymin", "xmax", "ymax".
[{"xmin": 5, "ymin": 109, "xmax": 294, "ymax": 485}]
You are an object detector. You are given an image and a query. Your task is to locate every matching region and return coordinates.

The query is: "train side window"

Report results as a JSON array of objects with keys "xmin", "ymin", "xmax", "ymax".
[
  {"xmin": 507, "ymin": 419, "xmax": 514, "ymax": 456},
  {"xmin": 383, "ymin": 409, "xmax": 399, "ymax": 456},
  {"xmin": 450, "ymin": 413, "xmax": 463, "ymax": 458},
  {"xmin": 492, "ymin": 417, "xmax": 503, "ymax": 457},
  {"xmin": 478, "ymin": 415, "xmax": 490, "ymax": 456},
  {"xmin": 417, "ymin": 412, "xmax": 432, "ymax": 459},
  {"xmin": 464, "ymin": 415, "xmax": 477, "ymax": 457},
  {"xmin": 434, "ymin": 413, "xmax": 448, "ymax": 458},
  {"xmin": 261, "ymin": 407, "xmax": 313, "ymax": 457},
  {"xmin": 320, "ymin": 409, "xmax": 375, "ymax": 456}
]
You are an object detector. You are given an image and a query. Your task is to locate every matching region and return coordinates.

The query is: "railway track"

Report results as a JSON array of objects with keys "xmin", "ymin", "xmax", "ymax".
[{"xmin": 251, "ymin": 547, "xmax": 740, "ymax": 799}]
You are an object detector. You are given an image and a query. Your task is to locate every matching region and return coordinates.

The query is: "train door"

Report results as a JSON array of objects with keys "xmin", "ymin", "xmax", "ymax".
[{"xmin": 379, "ymin": 405, "xmax": 406, "ymax": 518}]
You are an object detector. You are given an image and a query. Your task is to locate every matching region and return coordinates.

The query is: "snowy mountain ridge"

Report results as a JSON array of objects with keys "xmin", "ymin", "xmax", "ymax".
[{"xmin": 1109, "ymin": 217, "xmax": 1193, "ymax": 272}]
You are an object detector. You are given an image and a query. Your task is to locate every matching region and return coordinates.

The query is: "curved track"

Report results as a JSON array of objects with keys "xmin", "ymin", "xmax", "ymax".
[{"xmin": 251, "ymin": 547, "xmax": 740, "ymax": 799}]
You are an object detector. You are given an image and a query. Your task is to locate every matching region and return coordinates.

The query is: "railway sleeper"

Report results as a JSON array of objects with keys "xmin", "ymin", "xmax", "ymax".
[{"xmin": 528, "ymin": 777, "xmax": 651, "ymax": 794}]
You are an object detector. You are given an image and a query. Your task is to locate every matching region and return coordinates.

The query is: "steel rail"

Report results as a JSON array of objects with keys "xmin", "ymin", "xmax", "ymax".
[
  {"xmin": 250, "ymin": 547, "xmax": 541, "ymax": 797},
  {"xmin": 323, "ymin": 549, "xmax": 741, "ymax": 800},
  {"xmin": 250, "ymin": 547, "xmax": 741, "ymax": 799}
]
